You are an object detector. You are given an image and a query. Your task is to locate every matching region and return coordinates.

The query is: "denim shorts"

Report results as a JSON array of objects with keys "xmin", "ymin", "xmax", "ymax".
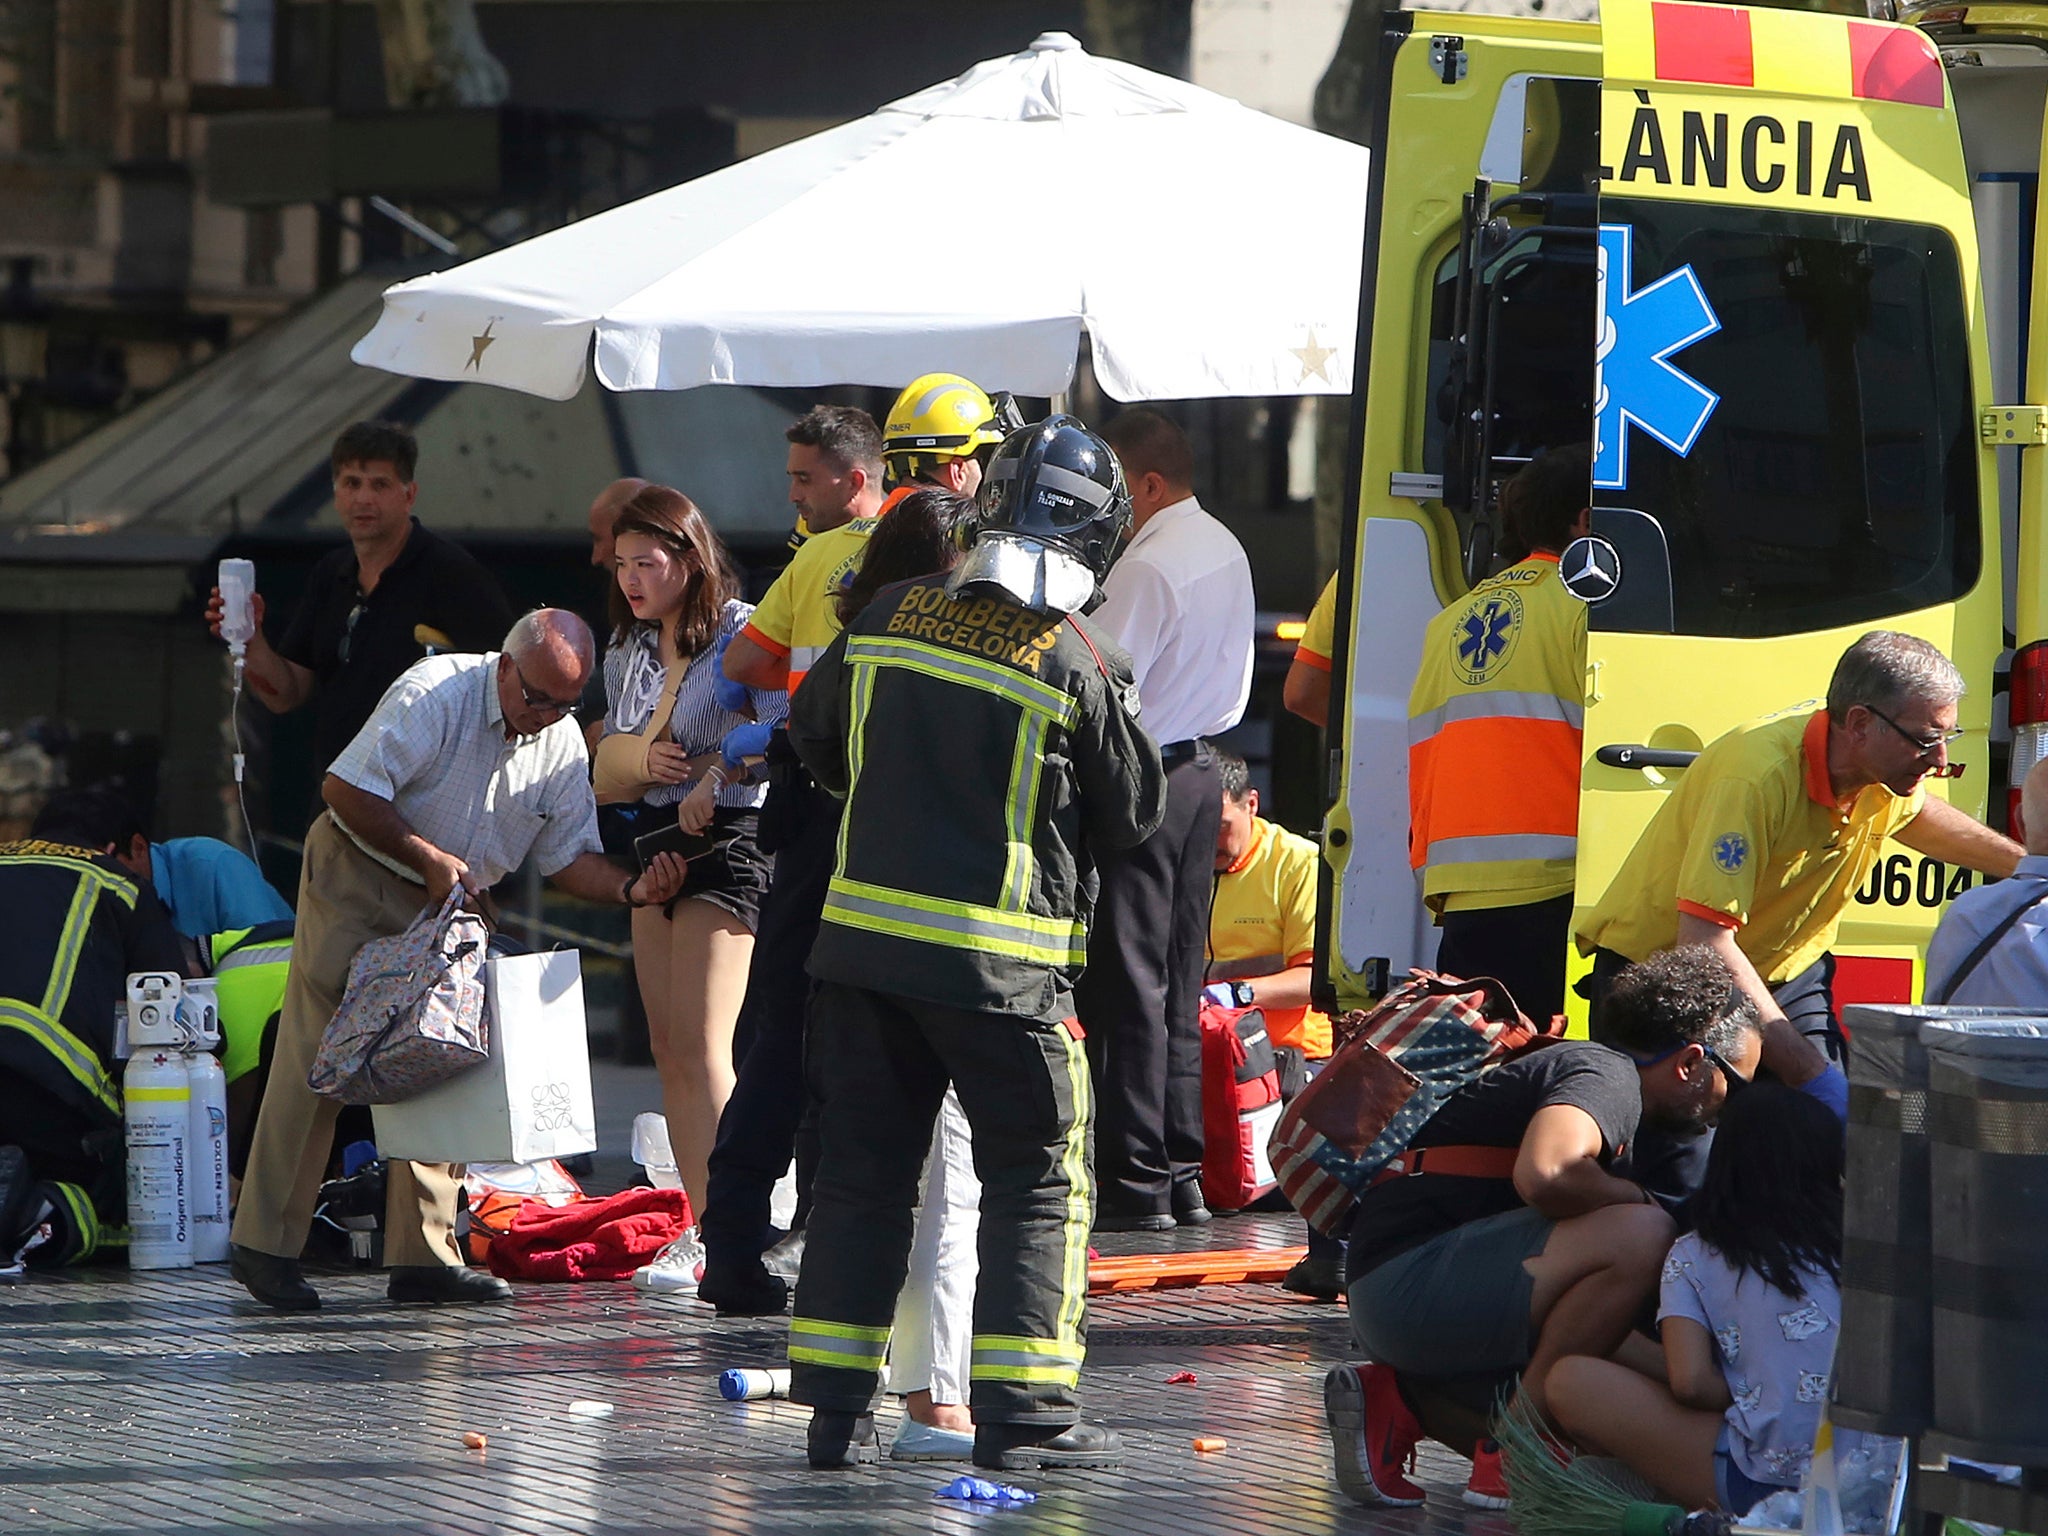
[
  {"xmin": 1714, "ymin": 1424, "xmax": 1793, "ymax": 1517},
  {"xmin": 1346, "ymin": 1205, "xmax": 1554, "ymax": 1378}
]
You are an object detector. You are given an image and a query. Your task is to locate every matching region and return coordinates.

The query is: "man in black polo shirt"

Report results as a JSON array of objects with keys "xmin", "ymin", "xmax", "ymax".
[
  {"xmin": 1323, "ymin": 947, "xmax": 1763, "ymax": 1512},
  {"xmin": 207, "ymin": 420, "xmax": 514, "ymax": 780}
]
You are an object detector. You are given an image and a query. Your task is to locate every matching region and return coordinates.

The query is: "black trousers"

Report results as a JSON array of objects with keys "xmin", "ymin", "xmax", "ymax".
[
  {"xmin": 1432, "ymin": 892, "xmax": 1574, "ymax": 1023},
  {"xmin": 788, "ymin": 982, "xmax": 1094, "ymax": 1426},
  {"xmin": 1586, "ymin": 947, "xmax": 1840, "ymax": 1206},
  {"xmin": 698, "ymin": 772, "xmax": 838, "ymax": 1280},
  {"xmin": 1076, "ymin": 746, "xmax": 1221, "ymax": 1215}
]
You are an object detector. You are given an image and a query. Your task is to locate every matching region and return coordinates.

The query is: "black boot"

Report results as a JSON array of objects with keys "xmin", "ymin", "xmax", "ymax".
[
  {"xmin": 230, "ymin": 1244, "xmax": 321, "ymax": 1311},
  {"xmin": 1281, "ymin": 1254, "xmax": 1345, "ymax": 1301},
  {"xmin": 0, "ymin": 1146, "xmax": 31, "ymax": 1257},
  {"xmin": 806, "ymin": 1409, "xmax": 880, "ymax": 1469},
  {"xmin": 697, "ymin": 1263, "xmax": 788, "ymax": 1318},
  {"xmin": 973, "ymin": 1421, "xmax": 1123, "ymax": 1470}
]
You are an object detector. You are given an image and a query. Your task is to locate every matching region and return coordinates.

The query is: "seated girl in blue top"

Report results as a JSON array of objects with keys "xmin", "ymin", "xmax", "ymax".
[{"xmin": 1546, "ymin": 1081, "xmax": 1848, "ymax": 1515}]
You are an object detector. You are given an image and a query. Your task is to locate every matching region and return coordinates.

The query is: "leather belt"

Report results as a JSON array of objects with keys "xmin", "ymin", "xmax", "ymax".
[{"xmin": 1367, "ymin": 1144, "xmax": 1520, "ymax": 1189}]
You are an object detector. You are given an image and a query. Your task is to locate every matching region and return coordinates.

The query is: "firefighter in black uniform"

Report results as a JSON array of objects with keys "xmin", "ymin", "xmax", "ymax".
[
  {"xmin": 786, "ymin": 417, "xmax": 1167, "ymax": 1472},
  {"xmin": 0, "ymin": 834, "xmax": 184, "ymax": 1266}
]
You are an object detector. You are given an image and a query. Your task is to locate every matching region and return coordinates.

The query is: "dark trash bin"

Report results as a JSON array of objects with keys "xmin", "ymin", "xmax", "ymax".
[
  {"xmin": 1924, "ymin": 1017, "xmax": 2048, "ymax": 1463},
  {"xmin": 1834, "ymin": 1005, "xmax": 2035, "ymax": 1438}
]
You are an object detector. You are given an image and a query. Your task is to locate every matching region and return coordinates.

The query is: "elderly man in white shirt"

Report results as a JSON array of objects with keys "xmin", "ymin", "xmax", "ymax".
[
  {"xmin": 1082, "ymin": 409, "xmax": 1256, "ymax": 1230},
  {"xmin": 230, "ymin": 609, "xmax": 686, "ymax": 1312}
]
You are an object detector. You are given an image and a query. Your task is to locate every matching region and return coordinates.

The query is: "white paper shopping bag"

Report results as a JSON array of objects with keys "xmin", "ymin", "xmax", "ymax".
[{"xmin": 373, "ymin": 950, "xmax": 596, "ymax": 1164}]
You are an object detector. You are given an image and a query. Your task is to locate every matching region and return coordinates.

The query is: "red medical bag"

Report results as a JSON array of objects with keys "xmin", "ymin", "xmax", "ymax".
[{"xmin": 1199, "ymin": 1002, "xmax": 1284, "ymax": 1211}]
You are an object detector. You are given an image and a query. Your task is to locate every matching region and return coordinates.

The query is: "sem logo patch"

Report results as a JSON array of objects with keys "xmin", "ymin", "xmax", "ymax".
[
  {"xmin": 1712, "ymin": 833, "xmax": 1750, "ymax": 873},
  {"xmin": 1452, "ymin": 588, "xmax": 1522, "ymax": 685}
]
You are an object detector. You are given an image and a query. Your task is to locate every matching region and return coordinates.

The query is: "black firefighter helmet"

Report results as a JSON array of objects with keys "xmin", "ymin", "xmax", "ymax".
[{"xmin": 950, "ymin": 415, "xmax": 1131, "ymax": 615}]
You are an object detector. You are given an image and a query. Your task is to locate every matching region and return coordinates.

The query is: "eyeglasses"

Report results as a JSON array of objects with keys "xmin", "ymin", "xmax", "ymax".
[
  {"xmin": 1866, "ymin": 706, "xmax": 1964, "ymax": 758},
  {"xmin": 511, "ymin": 659, "xmax": 579, "ymax": 719}
]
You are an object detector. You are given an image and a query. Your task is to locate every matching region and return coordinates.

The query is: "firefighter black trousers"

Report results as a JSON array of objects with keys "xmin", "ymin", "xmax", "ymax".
[
  {"xmin": 788, "ymin": 982, "xmax": 1094, "ymax": 1426},
  {"xmin": 698, "ymin": 773, "xmax": 837, "ymax": 1281},
  {"xmin": 1077, "ymin": 745, "xmax": 1220, "ymax": 1215}
]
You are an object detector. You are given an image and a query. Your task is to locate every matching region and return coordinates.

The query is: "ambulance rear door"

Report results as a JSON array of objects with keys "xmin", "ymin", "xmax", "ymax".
[
  {"xmin": 1571, "ymin": 0, "xmax": 1999, "ymax": 1013},
  {"xmin": 1322, "ymin": 8, "xmax": 1600, "ymax": 1008}
]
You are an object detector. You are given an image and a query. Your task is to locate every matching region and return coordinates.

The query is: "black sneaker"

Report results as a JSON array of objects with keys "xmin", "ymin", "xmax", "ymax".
[
  {"xmin": 973, "ymin": 1421, "xmax": 1123, "ymax": 1470},
  {"xmin": 807, "ymin": 1410, "xmax": 880, "ymax": 1469}
]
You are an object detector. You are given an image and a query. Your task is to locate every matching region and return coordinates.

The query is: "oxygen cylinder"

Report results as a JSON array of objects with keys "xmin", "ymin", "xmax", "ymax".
[
  {"xmin": 185, "ymin": 1049, "xmax": 229, "ymax": 1263},
  {"xmin": 125, "ymin": 1048, "xmax": 193, "ymax": 1270}
]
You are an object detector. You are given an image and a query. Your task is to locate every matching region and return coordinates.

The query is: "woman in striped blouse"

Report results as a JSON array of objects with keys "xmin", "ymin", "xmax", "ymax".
[{"xmin": 597, "ymin": 486, "xmax": 786, "ymax": 1292}]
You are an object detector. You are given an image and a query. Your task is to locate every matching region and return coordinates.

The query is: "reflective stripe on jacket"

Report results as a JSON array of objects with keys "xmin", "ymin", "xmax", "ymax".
[
  {"xmin": 789, "ymin": 576, "xmax": 1167, "ymax": 1022},
  {"xmin": 0, "ymin": 841, "xmax": 181, "ymax": 1123},
  {"xmin": 1407, "ymin": 554, "xmax": 1587, "ymax": 911}
]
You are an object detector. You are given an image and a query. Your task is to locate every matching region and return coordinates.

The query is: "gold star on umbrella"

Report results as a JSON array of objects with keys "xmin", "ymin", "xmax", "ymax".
[
  {"xmin": 467, "ymin": 320, "xmax": 498, "ymax": 372},
  {"xmin": 1291, "ymin": 329, "xmax": 1336, "ymax": 383}
]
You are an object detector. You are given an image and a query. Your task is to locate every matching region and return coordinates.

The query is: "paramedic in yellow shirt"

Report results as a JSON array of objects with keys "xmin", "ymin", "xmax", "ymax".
[
  {"xmin": 1206, "ymin": 751, "xmax": 1332, "ymax": 1060},
  {"xmin": 1577, "ymin": 631, "xmax": 2019, "ymax": 1107},
  {"xmin": 1283, "ymin": 575, "xmax": 1337, "ymax": 727}
]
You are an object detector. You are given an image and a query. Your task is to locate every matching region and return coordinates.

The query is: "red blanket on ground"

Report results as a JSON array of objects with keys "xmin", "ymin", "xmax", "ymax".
[{"xmin": 485, "ymin": 1187, "xmax": 695, "ymax": 1282}]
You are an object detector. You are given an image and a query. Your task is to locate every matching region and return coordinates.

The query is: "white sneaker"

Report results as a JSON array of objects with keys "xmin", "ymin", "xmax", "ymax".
[{"xmin": 633, "ymin": 1227, "xmax": 706, "ymax": 1294}]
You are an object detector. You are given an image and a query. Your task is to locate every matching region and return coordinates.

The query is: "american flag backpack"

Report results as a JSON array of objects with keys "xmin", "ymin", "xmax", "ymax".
[{"xmin": 1266, "ymin": 970, "xmax": 1561, "ymax": 1238}]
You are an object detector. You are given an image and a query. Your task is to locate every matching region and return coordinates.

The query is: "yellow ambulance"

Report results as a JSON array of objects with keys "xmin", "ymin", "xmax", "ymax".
[{"xmin": 1321, "ymin": 0, "xmax": 2021, "ymax": 1015}]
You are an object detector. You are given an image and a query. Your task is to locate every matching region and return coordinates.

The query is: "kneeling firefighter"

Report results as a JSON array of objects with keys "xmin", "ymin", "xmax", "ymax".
[
  {"xmin": 0, "ymin": 835, "xmax": 183, "ymax": 1267},
  {"xmin": 785, "ymin": 416, "xmax": 1167, "ymax": 1471}
]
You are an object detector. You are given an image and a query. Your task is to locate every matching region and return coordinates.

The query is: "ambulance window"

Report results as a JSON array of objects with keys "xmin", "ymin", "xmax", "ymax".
[
  {"xmin": 1597, "ymin": 200, "xmax": 1979, "ymax": 638},
  {"xmin": 1423, "ymin": 234, "xmax": 1597, "ymax": 483}
]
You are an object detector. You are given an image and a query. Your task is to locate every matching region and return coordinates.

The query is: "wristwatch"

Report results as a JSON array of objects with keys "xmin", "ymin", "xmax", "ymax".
[
  {"xmin": 1228, "ymin": 980, "xmax": 1255, "ymax": 1008},
  {"xmin": 621, "ymin": 874, "xmax": 643, "ymax": 908}
]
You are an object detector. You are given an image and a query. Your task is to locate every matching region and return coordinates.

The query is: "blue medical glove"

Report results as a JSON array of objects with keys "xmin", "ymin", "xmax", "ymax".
[
  {"xmin": 1202, "ymin": 983, "xmax": 1237, "ymax": 1010},
  {"xmin": 1798, "ymin": 1062, "xmax": 1849, "ymax": 1123},
  {"xmin": 711, "ymin": 632, "xmax": 752, "ymax": 714},
  {"xmin": 722, "ymin": 720, "xmax": 775, "ymax": 767}
]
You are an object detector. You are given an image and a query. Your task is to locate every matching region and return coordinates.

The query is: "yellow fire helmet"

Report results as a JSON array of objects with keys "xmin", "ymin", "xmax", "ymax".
[{"xmin": 882, "ymin": 373, "xmax": 1008, "ymax": 484}]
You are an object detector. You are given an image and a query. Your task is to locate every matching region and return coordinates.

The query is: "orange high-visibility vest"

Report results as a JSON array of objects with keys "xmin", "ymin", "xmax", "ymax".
[{"xmin": 1406, "ymin": 553, "xmax": 1587, "ymax": 912}]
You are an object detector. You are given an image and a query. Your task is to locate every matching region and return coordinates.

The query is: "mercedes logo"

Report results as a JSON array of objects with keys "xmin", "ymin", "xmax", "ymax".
[{"xmin": 1560, "ymin": 536, "xmax": 1622, "ymax": 604}]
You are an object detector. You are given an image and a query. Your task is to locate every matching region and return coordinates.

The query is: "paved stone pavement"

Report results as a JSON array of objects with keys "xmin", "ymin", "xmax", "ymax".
[{"xmin": 0, "ymin": 1066, "xmax": 1498, "ymax": 1535}]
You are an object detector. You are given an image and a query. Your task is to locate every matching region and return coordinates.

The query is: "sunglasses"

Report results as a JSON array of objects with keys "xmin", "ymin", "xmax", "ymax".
[
  {"xmin": 511, "ymin": 659, "xmax": 579, "ymax": 719},
  {"xmin": 1624, "ymin": 1040, "xmax": 1751, "ymax": 1094},
  {"xmin": 1699, "ymin": 1043, "xmax": 1751, "ymax": 1095},
  {"xmin": 337, "ymin": 599, "xmax": 367, "ymax": 665}
]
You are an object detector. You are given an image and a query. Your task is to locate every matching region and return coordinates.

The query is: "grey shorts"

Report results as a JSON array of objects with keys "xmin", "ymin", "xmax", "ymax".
[{"xmin": 1346, "ymin": 1205, "xmax": 1555, "ymax": 1378}]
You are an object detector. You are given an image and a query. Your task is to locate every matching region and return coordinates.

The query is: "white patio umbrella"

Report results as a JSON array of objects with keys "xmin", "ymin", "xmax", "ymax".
[{"xmin": 350, "ymin": 33, "xmax": 1368, "ymax": 403}]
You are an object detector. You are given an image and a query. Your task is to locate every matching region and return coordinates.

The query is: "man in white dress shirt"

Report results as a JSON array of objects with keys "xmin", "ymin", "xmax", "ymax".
[
  {"xmin": 230, "ymin": 610, "xmax": 686, "ymax": 1312},
  {"xmin": 1082, "ymin": 410, "xmax": 1256, "ymax": 1229}
]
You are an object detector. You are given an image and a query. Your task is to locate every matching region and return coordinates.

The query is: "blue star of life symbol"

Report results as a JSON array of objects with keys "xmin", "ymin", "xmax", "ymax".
[
  {"xmin": 1712, "ymin": 832, "xmax": 1749, "ymax": 874},
  {"xmin": 1594, "ymin": 224, "xmax": 1721, "ymax": 491},
  {"xmin": 1458, "ymin": 598, "xmax": 1523, "ymax": 684},
  {"xmin": 1459, "ymin": 600, "xmax": 1513, "ymax": 672}
]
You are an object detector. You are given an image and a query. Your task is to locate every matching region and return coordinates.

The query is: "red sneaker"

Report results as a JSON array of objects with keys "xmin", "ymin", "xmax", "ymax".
[
  {"xmin": 1324, "ymin": 1362, "xmax": 1426, "ymax": 1507},
  {"xmin": 1464, "ymin": 1437, "xmax": 1511, "ymax": 1510}
]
